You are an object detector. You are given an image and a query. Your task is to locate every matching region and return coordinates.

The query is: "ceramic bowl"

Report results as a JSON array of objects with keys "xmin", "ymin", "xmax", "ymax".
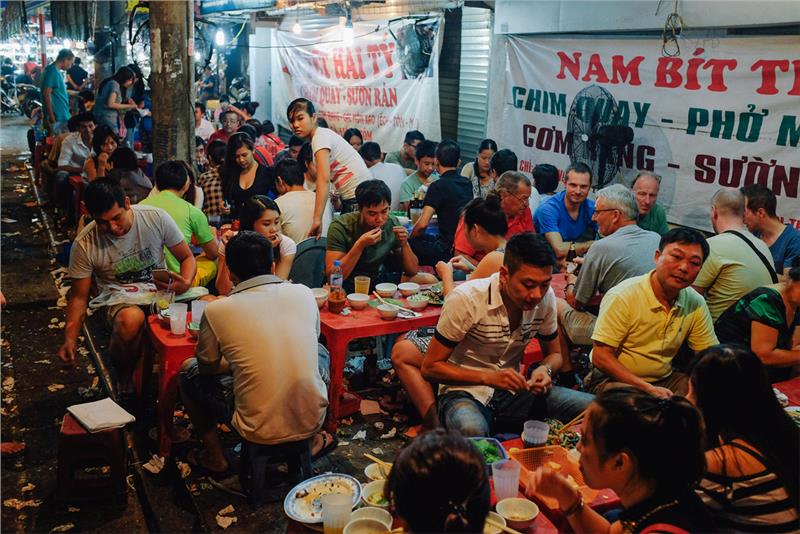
[
  {"xmin": 397, "ymin": 282, "xmax": 420, "ymax": 297},
  {"xmin": 350, "ymin": 507, "xmax": 392, "ymax": 529},
  {"xmin": 361, "ymin": 480, "xmax": 388, "ymax": 508},
  {"xmin": 312, "ymin": 287, "xmax": 329, "ymax": 308},
  {"xmin": 187, "ymin": 322, "xmax": 200, "ymax": 339},
  {"xmin": 406, "ymin": 293, "xmax": 429, "ymax": 310},
  {"xmin": 363, "ymin": 462, "xmax": 389, "ymax": 481},
  {"xmin": 374, "ymin": 283, "xmax": 398, "ymax": 298},
  {"xmin": 347, "ymin": 293, "xmax": 370, "ymax": 310},
  {"xmin": 343, "ymin": 518, "xmax": 389, "ymax": 534},
  {"xmin": 376, "ymin": 304, "xmax": 398, "ymax": 320},
  {"xmin": 496, "ymin": 497, "xmax": 539, "ymax": 530},
  {"xmin": 483, "ymin": 512, "xmax": 507, "ymax": 534}
]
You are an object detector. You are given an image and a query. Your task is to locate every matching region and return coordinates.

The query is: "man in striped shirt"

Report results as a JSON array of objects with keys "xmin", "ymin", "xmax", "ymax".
[{"xmin": 421, "ymin": 233, "xmax": 593, "ymax": 436}]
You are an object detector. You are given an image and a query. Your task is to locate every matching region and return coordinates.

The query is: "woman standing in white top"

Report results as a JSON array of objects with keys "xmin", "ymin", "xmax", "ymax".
[{"xmin": 287, "ymin": 98, "xmax": 370, "ymax": 236}]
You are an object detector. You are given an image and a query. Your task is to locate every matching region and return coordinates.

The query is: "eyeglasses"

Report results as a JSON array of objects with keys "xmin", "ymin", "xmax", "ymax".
[
  {"xmin": 593, "ymin": 208, "xmax": 620, "ymax": 214},
  {"xmin": 505, "ymin": 190, "xmax": 530, "ymax": 204}
]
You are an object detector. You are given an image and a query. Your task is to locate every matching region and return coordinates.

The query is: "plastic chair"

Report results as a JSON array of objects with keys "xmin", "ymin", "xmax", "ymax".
[
  {"xmin": 289, "ymin": 237, "xmax": 327, "ymax": 288},
  {"xmin": 239, "ymin": 438, "xmax": 313, "ymax": 505}
]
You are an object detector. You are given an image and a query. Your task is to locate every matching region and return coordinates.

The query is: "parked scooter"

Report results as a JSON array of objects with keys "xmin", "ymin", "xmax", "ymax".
[{"xmin": 16, "ymin": 83, "xmax": 41, "ymax": 118}]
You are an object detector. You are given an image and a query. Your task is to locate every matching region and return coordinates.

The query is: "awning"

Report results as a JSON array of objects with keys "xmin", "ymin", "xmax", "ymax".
[{"xmin": 199, "ymin": 0, "xmax": 276, "ymax": 15}]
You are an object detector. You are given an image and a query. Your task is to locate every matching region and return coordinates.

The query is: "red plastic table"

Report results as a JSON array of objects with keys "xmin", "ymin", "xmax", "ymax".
[
  {"xmin": 320, "ymin": 298, "xmax": 442, "ymax": 432},
  {"xmin": 146, "ymin": 314, "xmax": 197, "ymax": 457},
  {"xmin": 775, "ymin": 377, "xmax": 800, "ymax": 406}
]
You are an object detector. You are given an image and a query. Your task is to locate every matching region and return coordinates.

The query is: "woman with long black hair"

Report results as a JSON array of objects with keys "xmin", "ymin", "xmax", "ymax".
[{"xmin": 221, "ymin": 132, "xmax": 276, "ymax": 218}]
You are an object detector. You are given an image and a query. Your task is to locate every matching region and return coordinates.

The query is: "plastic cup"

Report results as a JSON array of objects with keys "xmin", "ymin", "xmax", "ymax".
[
  {"xmin": 191, "ymin": 300, "xmax": 207, "ymax": 325},
  {"xmin": 354, "ymin": 276, "xmax": 371, "ymax": 295},
  {"xmin": 168, "ymin": 303, "xmax": 187, "ymax": 335},
  {"xmin": 492, "ymin": 459, "xmax": 521, "ymax": 501},
  {"xmin": 522, "ymin": 420, "xmax": 549, "ymax": 448},
  {"xmin": 322, "ymin": 493, "xmax": 352, "ymax": 534},
  {"xmin": 328, "ymin": 290, "xmax": 347, "ymax": 314}
]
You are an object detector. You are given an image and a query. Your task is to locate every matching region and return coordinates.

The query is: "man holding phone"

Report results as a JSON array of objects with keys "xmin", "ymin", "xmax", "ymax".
[
  {"xmin": 326, "ymin": 180, "xmax": 429, "ymax": 293},
  {"xmin": 58, "ymin": 179, "xmax": 197, "ymax": 391}
]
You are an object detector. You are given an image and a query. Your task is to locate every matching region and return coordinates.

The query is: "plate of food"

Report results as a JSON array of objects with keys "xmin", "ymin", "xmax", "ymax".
[
  {"xmin": 419, "ymin": 283, "xmax": 445, "ymax": 306},
  {"xmin": 284, "ymin": 473, "xmax": 362, "ymax": 524}
]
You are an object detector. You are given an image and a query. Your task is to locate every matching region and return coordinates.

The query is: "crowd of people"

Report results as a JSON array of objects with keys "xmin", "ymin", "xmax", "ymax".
[{"xmin": 31, "ymin": 51, "xmax": 800, "ymax": 532}]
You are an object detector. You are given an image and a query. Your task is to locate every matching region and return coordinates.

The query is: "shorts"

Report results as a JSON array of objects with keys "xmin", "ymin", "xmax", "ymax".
[
  {"xmin": 559, "ymin": 304, "xmax": 597, "ymax": 347},
  {"xmin": 101, "ymin": 303, "xmax": 139, "ymax": 330},
  {"xmin": 405, "ymin": 327, "xmax": 436, "ymax": 354}
]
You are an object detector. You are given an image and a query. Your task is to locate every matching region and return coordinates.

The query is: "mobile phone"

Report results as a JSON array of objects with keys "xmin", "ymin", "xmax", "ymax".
[{"xmin": 152, "ymin": 269, "xmax": 170, "ymax": 284}]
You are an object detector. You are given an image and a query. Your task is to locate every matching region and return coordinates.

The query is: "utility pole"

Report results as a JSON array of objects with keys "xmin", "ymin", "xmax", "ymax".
[{"xmin": 149, "ymin": 1, "xmax": 195, "ymax": 170}]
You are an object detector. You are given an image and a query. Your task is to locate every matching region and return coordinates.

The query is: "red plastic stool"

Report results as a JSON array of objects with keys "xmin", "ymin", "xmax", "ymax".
[{"xmin": 56, "ymin": 413, "xmax": 127, "ymax": 503}]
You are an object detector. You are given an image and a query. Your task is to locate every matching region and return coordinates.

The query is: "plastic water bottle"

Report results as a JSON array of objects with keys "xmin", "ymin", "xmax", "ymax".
[{"xmin": 330, "ymin": 260, "xmax": 344, "ymax": 298}]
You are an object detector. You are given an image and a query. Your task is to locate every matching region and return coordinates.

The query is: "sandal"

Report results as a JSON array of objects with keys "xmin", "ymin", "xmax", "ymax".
[
  {"xmin": 311, "ymin": 431, "xmax": 338, "ymax": 462},
  {"xmin": 186, "ymin": 448, "xmax": 235, "ymax": 478}
]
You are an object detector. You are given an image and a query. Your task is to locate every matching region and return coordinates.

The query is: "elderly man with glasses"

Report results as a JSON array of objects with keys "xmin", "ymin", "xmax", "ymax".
[
  {"xmin": 557, "ymin": 184, "xmax": 661, "ymax": 360},
  {"xmin": 208, "ymin": 109, "xmax": 241, "ymax": 145}
]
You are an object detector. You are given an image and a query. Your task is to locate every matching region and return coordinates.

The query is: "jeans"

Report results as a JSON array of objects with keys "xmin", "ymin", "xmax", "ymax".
[
  {"xmin": 53, "ymin": 170, "xmax": 74, "ymax": 216},
  {"xmin": 438, "ymin": 387, "xmax": 594, "ymax": 437},
  {"xmin": 49, "ymin": 121, "xmax": 69, "ymax": 135},
  {"xmin": 409, "ymin": 234, "xmax": 451, "ymax": 266}
]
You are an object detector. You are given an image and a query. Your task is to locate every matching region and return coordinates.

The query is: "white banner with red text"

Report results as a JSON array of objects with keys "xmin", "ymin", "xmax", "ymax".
[
  {"xmin": 272, "ymin": 16, "xmax": 443, "ymax": 152},
  {"xmin": 489, "ymin": 35, "xmax": 799, "ymax": 231}
]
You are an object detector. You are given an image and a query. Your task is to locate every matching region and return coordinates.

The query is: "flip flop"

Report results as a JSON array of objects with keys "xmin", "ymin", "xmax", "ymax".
[
  {"xmin": 311, "ymin": 431, "xmax": 338, "ymax": 462},
  {"xmin": 186, "ymin": 448, "xmax": 235, "ymax": 479}
]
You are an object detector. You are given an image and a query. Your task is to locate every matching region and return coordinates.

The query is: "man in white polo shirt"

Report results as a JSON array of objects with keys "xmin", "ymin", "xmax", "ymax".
[
  {"xmin": 421, "ymin": 233, "xmax": 593, "ymax": 436},
  {"xmin": 179, "ymin": 231, "xmax": 333, "ymax": 475}
]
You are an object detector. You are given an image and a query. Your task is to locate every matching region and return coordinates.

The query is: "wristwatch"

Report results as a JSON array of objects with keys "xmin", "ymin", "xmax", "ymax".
[{"xmin": 538, "ymin": 364, "xmax": 552, "ymax": 377}]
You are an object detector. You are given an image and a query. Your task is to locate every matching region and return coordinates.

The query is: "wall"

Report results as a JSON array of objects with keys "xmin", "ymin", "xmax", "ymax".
[
  {"xmin": 248, "ymin": 23, "xmax": 273, "ymax": 122},
  {"xmin": 494, "ymin": 0, "xmax": 800, "ymax": 35}
]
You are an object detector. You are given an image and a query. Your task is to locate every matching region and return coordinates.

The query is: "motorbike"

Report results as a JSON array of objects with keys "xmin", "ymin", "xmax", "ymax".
[
  {"xmin": 227, "ymin": 76, "xmax": 250, "ymax": 106},
  {"xmin": 0, "ymin": 74, "xmax": 41, "ymax": 117},
  {"xmin": 16, "ymin": 83, "xmax": 41, "ymax": 118}
]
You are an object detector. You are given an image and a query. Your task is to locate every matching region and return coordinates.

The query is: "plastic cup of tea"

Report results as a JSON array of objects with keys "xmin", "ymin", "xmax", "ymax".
[
  {"xmin": 522, "ymin": 420, "xmax": 549, "ymax": 447},
  {"xmin": 168, "ymin": 303, "xmax": 187, "ymax": 335},
  {"xmin": 322, "ymin": 493, "xmax": 352, "ymax": 534},
  {"xmin": 492, "ymin": 459, "xmax": 521, "ymax": 501},
  {"xmin": 191, "ymin": 300, "xmax": 207, "ymax": 325},
  {"xmin": 354, "ymin": 276, "xmax": 371, "ymax": 295}
]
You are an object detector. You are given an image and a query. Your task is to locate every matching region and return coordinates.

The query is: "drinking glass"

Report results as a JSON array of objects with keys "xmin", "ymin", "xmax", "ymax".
[
  {"xmin": 168, "ymin": 303, "xmax": 187, "ymax": 335},
  {"xmin": 322, "ymin": 493, "xmax": 352, "ymax": 534},
  {"xmin": 354, "ymin": 276, "xmax": 370, "ymax": 295},
  {"xmin": 492, "ymin": 459, "xmax": 521, "ymax": 501},
  {"xmin": 190, "ymin": 300, "xmax": 207, "ymax": 326}
]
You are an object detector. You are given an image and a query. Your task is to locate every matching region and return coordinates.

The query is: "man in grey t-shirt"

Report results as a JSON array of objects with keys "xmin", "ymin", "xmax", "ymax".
[
  {"xmin": 58, "ymin": 178, "xmax": 197, "ymax": 389},
  {"xmin": 558, "ymin": 184, "xmax": 660, "ymax": 349}
]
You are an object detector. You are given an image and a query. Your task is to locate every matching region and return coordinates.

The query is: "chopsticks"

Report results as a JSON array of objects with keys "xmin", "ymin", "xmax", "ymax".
[
  {"xmin": 364, "ymin": 453, "xmax": 393, "ymax": 470},
  {"xmin": 557, "ymin": 410, "xmax": 585, "ymax": 435},
  {"xmin": 486, "ymin": 518, "xmax": 523, "ymax": 534},
  {"xmin": 372, "ymin": 291, "xmax": 420, "ymax": 317}
]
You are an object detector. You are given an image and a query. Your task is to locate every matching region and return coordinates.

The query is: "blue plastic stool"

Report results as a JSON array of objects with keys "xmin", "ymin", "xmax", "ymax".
[{"xmin": 239, "ymin": 438, "xmax": 313, "ymax": 505}]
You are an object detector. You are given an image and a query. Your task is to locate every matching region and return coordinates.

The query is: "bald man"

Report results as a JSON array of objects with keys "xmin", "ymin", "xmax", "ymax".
[
  {"xmin": 693, "ymin": 189, "xmax": 776, "ymax": 322},
  {"xmin": 633, "ymin": 172, "xmax": 669, "ymax": 235}
]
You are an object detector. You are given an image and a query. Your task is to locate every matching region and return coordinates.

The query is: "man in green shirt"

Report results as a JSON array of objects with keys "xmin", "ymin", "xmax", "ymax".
[
  {"xmin": 633, "ymin": 171, "xmax": 669, "ymax": 235},
  {"xmin": 40, "ymin": 48, "xmax": 74, "ymax": 134},
  {"xmin": 385, "ymin": 130, "xmax": 425, "ymax": 175},
  {"xmin": 398, "ymin": 140, "xmax": 438, "ymax": 211},
  {"xmin": 141, "ymin": 161, "xmax": 219, "ymax": 286},
  {"xmin": 326, "ymin": 180, "xmax": 421, "ymax": 293}
]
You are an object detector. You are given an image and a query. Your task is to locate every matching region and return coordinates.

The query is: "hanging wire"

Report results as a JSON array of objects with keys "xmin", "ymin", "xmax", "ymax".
[{"xmin": 658, "ymin": 0, "xmax": 686, "ymax": 57}]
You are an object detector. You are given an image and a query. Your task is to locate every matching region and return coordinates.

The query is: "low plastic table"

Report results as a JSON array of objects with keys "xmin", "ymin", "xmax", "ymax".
[{"xmin": 320, "ymin": 298, "xmax": 443, "ymax": 433}]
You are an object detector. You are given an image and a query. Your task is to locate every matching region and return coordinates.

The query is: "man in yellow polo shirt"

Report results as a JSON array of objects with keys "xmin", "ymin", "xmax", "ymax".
[{"xmin": 588, "ymin": 228, "xmax": 718, "ymax": 398}]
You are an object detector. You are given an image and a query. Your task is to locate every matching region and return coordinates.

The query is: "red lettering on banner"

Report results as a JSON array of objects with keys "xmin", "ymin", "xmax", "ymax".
[
  {"xmin": 379, "ymin": 43, "xmax": 395, "ymax": 78},
  {"xmin": 703, "ymin": 59, "xmax": 738, "ymax": 91},
  {"xmin": 611, "ymin": 55, "xmax": 644, "ymax": 85},
  {"xmin": 655, "ymin": 57, "xmax": 682, "ymax": 88},
  {"xmin": 581, "ymin": 54, "xmax": 610, "ymax": 83},
  {"xmin": 556, "ymin": 51, "xmax": 581, "ymax": 80},
  {"xmin": 751, "ymin": 59, "xmax": 799, "ymax": 95}
]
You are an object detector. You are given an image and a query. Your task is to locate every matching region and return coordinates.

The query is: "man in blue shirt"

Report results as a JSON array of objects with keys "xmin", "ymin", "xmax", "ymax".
[
  {"xmin": 40, "ymin": 48, "xmax": 74, "ymax": 135},
  {"xmin": 741, "ymin": 184, "xmax": 800, "ymax": 279},
  {"xmin": 533, "ymin": 162, "xmax": 597, "ymax": 261}
]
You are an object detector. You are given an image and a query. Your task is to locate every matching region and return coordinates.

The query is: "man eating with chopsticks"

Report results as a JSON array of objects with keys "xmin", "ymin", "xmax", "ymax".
[{"xmin": 421, "ymin": 232, "xmax": 593, "ymax": 436}]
